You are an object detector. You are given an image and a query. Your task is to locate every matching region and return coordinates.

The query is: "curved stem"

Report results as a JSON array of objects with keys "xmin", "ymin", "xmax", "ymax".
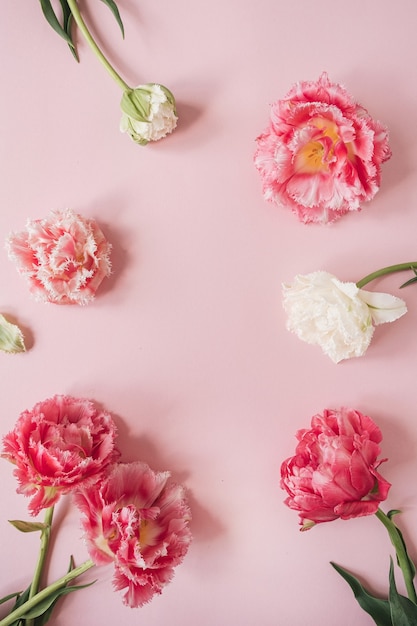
[
  {"xmin": 25, "ymin": 506, "xmax": 54, "ymax": 626},
  {"xmin": 66, "ymin": 0, "xmax": 130, "ymax": 91},
  {"xmin": 0, "ymin": 560, "xmax": 95, "ymax": 626},
  {"xmin": 375, "ymin": 508, "xmax": 417, "ymax": 604},
  {"xmin": 356, "ymin": 263, "xmax": 417, "ymax": 289}
]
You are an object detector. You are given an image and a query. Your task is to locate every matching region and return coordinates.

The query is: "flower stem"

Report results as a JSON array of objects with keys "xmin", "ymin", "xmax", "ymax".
[
  {"xmin": 0, "ymin": 560, "xmax": 95, "ymax": 626},
  {"xmin": 356, "ymin": 263, "xmax": 417, "ymax": 289},
  {"xmin": 375, "ymin": 508, "xmax": 417, "ymax": 604},
  {"xmin": 66, "ymin": 0, "xmax": 130, "ymax": 91},
  {"xmin": 25, "ymin": 506, "xmax": 54, "ymax": 626}
]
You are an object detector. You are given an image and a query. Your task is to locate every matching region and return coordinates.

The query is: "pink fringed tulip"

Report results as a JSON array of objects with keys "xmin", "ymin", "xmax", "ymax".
[
  {"xmin": 254, "ymin": 73, "xmax": 391, "ymax": 224},
  {"xmin": 280, "ymin": 408, "xmax": 391, "ymax": 529},
  {"xmin": 74, "ymin": 461, "xmax": 192, "ymax": 607},
  {"xmin": 6, "ymin": 208, "xmax": 112, "ymax": 304},
  {"xmin": 2, "ymin": 395, "xmax": 119, "ymax": 515}
]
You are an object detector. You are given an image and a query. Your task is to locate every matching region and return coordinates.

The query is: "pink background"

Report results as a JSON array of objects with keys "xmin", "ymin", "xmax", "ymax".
[{"xmin": 2, "ymin": 1, "xmax": 417, "ymax": 624}]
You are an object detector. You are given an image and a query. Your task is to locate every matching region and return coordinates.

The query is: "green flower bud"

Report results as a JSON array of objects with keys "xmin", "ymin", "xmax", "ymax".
[{"xmin": 120, "ymin": 83, "xmax": 178, "ymax": 145}]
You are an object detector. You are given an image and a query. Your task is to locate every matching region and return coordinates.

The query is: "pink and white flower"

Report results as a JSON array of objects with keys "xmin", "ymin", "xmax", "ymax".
[
  {"xmin": 280, "ymin": 407, "xmax": 391, "ymax": 530},
  {"xmin": 254, "ymin": 72, "xmax": 391, "ymax": 224},
  {"xmin": 2, "ymin": 395, "xmax": 119, "ymax": 515},
  {"xmin": 6, "ymin": 208, "xmax": 112, "ymax": 304},
  {"xmin": 74, "ymin": 461, "xmax": 192, "ymax": 607}
]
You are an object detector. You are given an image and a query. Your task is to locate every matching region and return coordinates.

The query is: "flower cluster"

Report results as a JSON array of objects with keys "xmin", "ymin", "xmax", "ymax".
[
  {"xmin": 281, "ymin": 408, "xmax": 417, "ymax": 623},
  {"xmin": 254, "ymin": 72, "xmax": 391, "ymax": 224},
  {"xmin": 6, "ymin": 208, "xmax": 112, "ymax": 305},
  {"xmin": 1, "ymin": 395, "xmax": 192, "ymax": 621}
]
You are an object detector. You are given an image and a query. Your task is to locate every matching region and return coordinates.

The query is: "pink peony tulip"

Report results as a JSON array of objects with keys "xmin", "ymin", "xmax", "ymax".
[
  {"xmin": 2, "ymin": 395, "xmax": 119, "ymax": 515},
  {"xmin": 74, "ymin": 461, "xmax": 192, "ymax": 607},
  {"xmin": 254, "ymin": 72, "xmax": 391, "ymax": 224},
  {"xmin": 280, "ymin": 408, "xmax": 391, "ymax": 529},
  {"xmin": 6, "ymin": 208, "xmax": 112, "ymax": 304}
]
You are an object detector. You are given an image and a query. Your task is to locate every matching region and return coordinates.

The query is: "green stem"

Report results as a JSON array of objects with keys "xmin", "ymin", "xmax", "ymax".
[
  {"xmin": 0, "ymin": 560, "xmax": 95, "ymax": 626},
  {"xmin": 66, "ymin": 0, "xmax": 130, "ymax": 91},
  {"xmin": 376, "ymin": 508, "xmax": 417, "ymax": 604},
  {"xmin": 25, "ymin": 506, "xmax": 54, "ymax": 626},
  {"xmin": 356, "ymin": 263, "xmax": 417, "ymax": 289}
]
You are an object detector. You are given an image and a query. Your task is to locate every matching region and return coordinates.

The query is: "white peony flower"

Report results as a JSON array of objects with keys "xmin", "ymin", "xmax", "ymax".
[
  {"xmin": 120, "ymin": 83, "xmax": 178, "ymax": 145},
  {"xmin": 282, "ymin": 271, "xmax": 407, "ymax": 363}
]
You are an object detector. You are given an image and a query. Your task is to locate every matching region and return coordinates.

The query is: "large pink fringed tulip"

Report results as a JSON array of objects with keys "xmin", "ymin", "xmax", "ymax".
[
  {"xmin": 74, "ymin": 461, "xmax": 192, "ymax": 607},
  {"xmin": 254, "ymin": 73, "xmax": 391, "ymax": 224},
  {"xmin": 280, "ymin": 408, "xmax": 391, "ymax": 530},
  {"xmin": 6, "ymin": 208, "xmax": 112, "ymax": 304},
  {"xmin": 2, "ymin": 395, "xmax": 119, "ymax": 515}
]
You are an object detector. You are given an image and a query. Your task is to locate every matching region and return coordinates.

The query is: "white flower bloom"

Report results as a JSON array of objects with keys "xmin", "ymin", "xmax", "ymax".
[
  {"xmin": 282, "ymin": 271, "xmax": 407, "ymax": 363},
  {"xmin": 120, "ymin": 83, "xmax": 178, "ymax": 145}
]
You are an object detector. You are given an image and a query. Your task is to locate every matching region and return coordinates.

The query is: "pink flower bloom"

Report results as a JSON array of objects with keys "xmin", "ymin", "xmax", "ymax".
[
  {"xmin": 6, "ymin": 208, "xmax": 112, "ymax": 304},
  {"xmin": 2, "ymin": 395, "xmax": 119, "ymax": 515},
  {"xmin": 254, "ymin": 72, "xmax": 391, "ymax": 224},
  {"xmin": 280, "ymin": 408, "xmax": 391, "ymax": 530},
  {"xmin": 74, "ymin": 461, "xmax": 192, "ymax": 607}
]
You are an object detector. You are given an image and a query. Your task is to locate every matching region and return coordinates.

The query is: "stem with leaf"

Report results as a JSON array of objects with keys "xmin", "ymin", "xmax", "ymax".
[
  {"xmin": 66, "ymin": 0, "xmax": 131, "ymax": 91},
  {"xmin": 0, "ymin": 559, "xmax": 95, "ymax": 626},
  {"xmin": 356, "ymin": 263, "xmax": 417, "ymax": 289},
  {"xmin": 376, "ymin": 508, "xmax": 417, "ymax": 604},
  {"xmin": 25, "ymin": 506, "xmax": 54, "ymax": 626}
]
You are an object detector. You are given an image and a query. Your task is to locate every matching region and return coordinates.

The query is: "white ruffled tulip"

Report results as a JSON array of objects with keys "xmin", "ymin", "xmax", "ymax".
[{"xmin": 282, "ymin": 271, "xmax": 407, "ymax": 363}]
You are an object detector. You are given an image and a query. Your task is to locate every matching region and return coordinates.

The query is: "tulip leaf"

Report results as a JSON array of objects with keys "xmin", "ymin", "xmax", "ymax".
[
  {"xmin": 0, "ymin": 591, "xmax": 22, "ymax": 606},
  {"xmin": 331, "ymin": 562, "xmax": 393, "ymax": 626},
  {"xmin": 99, "ymin": 0, "xmax": 125, "ymax": 37},
  {"xmin": 39, "ymin": 0, "xmax": 75, "ymax": 48},
  {"xmin": 388, "ymin": 558, "xmax": 417, "ymax": 625},
  {"xmin": 16, "ymin": 580, "xmax": 97, "ymax": 621},
  {"xmin": 8, "ymin": 519, "xmax": 47, "ymax": 533},
  {"xmin": 58, "ymin": 0, "xmax": 78, "ymax": 61},
  {"xmin": 385, "ymin": 512, "xmax": 416, "ymax": 579},
  {"xmin": 400, "ymin": 268, "xmax": 417, "ymax": 289},
  {"xmin": 8, "ymin": 584, "xmax": 31, "ymax": 626}
]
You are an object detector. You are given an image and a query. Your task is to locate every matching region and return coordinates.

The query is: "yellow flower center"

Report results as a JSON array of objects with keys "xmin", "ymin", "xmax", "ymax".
[{"xmin": 295, "ymin": 118, "xmax": 341, "ymax": 174}]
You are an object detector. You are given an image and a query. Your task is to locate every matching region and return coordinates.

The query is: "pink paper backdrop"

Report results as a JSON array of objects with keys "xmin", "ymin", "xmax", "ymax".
[{"xmin": 1, "ymin": 1, "xmax": 417, "ymax": 624}]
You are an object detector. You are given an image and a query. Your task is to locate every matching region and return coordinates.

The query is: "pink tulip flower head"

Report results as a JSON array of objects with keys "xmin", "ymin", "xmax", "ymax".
[
  {"xmin": 6, "ymin": 208, "xmax": 112, "ymax": 304},
  {"xmin": 2, "ymin": 395, "xmax": 119, "ymax": 515},
  {"xmin": 74, "ymin": 461, "xmax": 192, "ymax": 607},
  {"xmin": 280, "ymin": 408, "xmax": 391, "ymax": 530},
  {"xmin": 254, "ymin": 73, "xmax": 391, "ymax": 224}
]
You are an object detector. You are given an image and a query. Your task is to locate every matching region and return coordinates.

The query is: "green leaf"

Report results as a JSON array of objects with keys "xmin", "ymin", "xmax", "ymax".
[
  {"xmin": 331, "ymin": 562, "xmax": 393, "ymax": 626},
  {"xmin": 400, "ymin": 268, "xmax": 417, "ymax": 289},
  {"xmin": 8, "ymin": 520, "xmax": 47, "ymax": 533},
  {"xmin": 0, "ymin": 591, "xmax": 22, "ymax": 606},
  {"xmin": 8, "ymin": 584, "xmax": 31, "ymax": 626},
  {"xmin": 17, "ymin": 580, "xmax": 96, "ymax": 621},
  {"xmin": 39, "ymin": 0, "xmax": 75, "ymax": 48},
  {"xmin": 400, "ymin": 276, "xmax": 417, "ymax": 288},
  {"xmin": 58, "ymin": 0, "xmax": 79, "ymax": 61},
  {"xmin": 385, "ymin": 514, "xmax": 416, "ymax": 579},
  {"xmin": 99, "ymin": 0, "xmax": 125, "ymax": 37},
  {"xmin": 389, "ymin": 558, "xmax": 417, "ymax": 626}
]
